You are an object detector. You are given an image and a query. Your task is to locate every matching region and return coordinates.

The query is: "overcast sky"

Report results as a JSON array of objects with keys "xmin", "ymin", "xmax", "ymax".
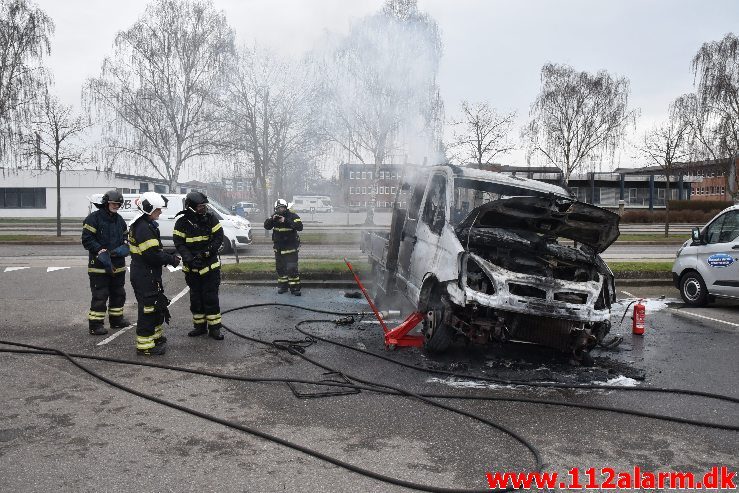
[{"xmin": 34, "ymin": 0, "xmax": 739, "ymax": 169}]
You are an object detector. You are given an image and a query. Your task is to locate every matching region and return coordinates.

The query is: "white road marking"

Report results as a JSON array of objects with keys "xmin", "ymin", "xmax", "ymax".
[
  {"xmin": 667, "ymin": 308, "xmax": 739, "ymax": 328},
  {"xmin": 169, "ymin": 286, "xmax": 190, "ymax": 305},
  {"xmin": 47, "ymin": 266, "xmax": 70, "ymax": 272},
  {"xmin": 4, "ymin": 267, "xmax": 29, "ymax": 272},
  {"xmin": 97, "ymin": 286, "xmax": 190, "ymax": 346},
  {"xmin": 621, "ymin": 290, "xmax": 636, "ymax": 298}
]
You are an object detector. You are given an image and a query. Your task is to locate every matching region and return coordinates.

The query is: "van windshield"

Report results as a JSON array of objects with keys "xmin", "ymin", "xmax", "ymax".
[
  {"xmin": 208, "ymin": 199, "xmax": 232, "ymax": 217},
  {"xmin": 452, "ymin": 178, "xmax": 565, "ymax": 225}
]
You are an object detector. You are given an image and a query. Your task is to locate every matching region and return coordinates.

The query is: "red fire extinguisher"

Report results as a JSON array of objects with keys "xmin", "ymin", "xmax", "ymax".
[{"xmin": 632, "ymin": 299, "xmax": 645, "ymax": 335}]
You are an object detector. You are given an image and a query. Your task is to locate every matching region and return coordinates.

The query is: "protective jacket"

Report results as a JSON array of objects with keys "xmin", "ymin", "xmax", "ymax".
[
  {"xmin": 264, "ymin": 210, "xmax": 303, "ymax": 250},
  {"xmin": 82, "ymin": 208, "xmax": 129, "ymax": 274},
  {"xmin": 128, "ymin": 216, "xmax": 177, "ymax": 289},
  {"xmin": 173, "ymin": 210, "xmax": 224, "ymax": 275}
]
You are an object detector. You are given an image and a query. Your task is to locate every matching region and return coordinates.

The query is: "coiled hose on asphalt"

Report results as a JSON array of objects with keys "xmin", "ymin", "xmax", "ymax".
[{"xmin": 1, "ymin": 302, "xmax": 737, "ymax": 492}]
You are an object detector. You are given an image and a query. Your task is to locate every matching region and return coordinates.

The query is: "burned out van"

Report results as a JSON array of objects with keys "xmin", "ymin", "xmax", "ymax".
[{"xmin": 361, "ymin": 165, "xmax": 620, "ymax": 363}]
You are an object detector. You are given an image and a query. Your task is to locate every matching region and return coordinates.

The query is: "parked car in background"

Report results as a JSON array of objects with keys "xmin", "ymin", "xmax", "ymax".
[
  {"xmin": 231, "ymin": 201, "xmax": 261, "ymax": 217},
  {"xmin": 673, "ymin": 204, "xmax": 739, "ymax": 306},
  {"xmin": 292, "ymin": 195, "xmax": 333, "ymax": 213}
]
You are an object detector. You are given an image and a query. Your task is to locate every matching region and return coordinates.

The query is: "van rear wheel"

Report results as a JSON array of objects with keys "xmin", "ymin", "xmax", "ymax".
[{"xmin": 680, "ymin": 271, "xmax": 708, "ymax": 307}]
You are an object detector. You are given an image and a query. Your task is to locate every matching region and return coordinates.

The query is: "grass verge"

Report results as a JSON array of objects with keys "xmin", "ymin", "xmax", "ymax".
[{"xmin": 0, "ymin": 234, "xmax": 77, "ymax": 242}]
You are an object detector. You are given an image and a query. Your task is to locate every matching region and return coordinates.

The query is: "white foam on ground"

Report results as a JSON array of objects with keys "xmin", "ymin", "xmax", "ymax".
[
  {"xmin": 603, "ymin": 375, "xmax": 640, "ymax": 387},
  {"xmin": 613, "ymin": 298, "xmax": 679, "ymax": 314},
  {"xmin": 427, "ymin": 377, "xmax": 517, "ymax": 390}
]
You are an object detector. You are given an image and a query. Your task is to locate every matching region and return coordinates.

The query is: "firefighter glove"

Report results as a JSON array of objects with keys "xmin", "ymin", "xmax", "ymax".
[
  {"xmin": 97, "ymin": 250, "xmax": 114, "ymax": 275},
  {"xmin": 110, "ymin": 244, "xmax": 130, "ymax": 257}
]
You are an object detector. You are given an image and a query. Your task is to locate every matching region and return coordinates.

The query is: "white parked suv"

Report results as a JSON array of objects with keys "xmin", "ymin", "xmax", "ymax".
[{"xmin": 673, "ymin": 205, "xmax": 739, "ymax": 306}]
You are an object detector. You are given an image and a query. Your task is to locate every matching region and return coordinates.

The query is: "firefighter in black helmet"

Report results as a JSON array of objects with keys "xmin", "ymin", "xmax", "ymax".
[
  {"xmin": 264, "ymin": 199, "xmax": 303, "ymax": 295},
  {"xmin": 129, "ymin": 192, "xmax": 180, "ymax": 355},
  {"xmin": 173, "ymin": 191, "xmax": 225, "ymax": 340},
  {"xmin": 81, "ymin": 190, "xmax": 130, "ymax": 335}
]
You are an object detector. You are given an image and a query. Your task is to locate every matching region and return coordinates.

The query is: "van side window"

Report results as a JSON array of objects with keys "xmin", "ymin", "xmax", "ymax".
[
  {"xmin": 704, "ymin": 214, "xmax": 726, "ymax": 244},
  {"xmin": 718, "ymin": 211, "xmax": 739, "ymax": 243},
  {"xmin": 422, "ymin": 174, "xmax": 446, "ymax": 235}
]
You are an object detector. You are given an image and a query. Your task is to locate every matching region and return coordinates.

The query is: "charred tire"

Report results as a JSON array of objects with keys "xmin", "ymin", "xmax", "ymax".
[
  {"xmin": 680, "ymin": 271, "xmax": 708, "ymax": 307},
  {"xmin": 421, "ymin": 284, "xmax": 453, "ymax": 354}
]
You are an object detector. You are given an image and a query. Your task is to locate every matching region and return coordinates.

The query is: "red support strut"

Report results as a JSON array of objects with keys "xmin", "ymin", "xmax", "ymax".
[{"xmin": 344, "ymin": 258, "xmax": 425, "ymax": 349}]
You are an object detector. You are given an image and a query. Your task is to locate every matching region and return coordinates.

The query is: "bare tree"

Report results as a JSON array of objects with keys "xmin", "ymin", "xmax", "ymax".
[
  {"xmin": 224, "ymin": 46, "xmax": 320, "ymax": 217},
  {"xmin": 638, "ymin": 104, "xmax": 691, "ymax": 237},
  {"xmin": 447, "ymin": 100, "xmax": 515, "ymax": 165},
  {"xmin": 0, "ymin": 0, "xmax": 53, "ymax": 160},
  {"xmin": 23, "ymin": 94, "xmax": 90, "ymax": 235},
  {"xmin": 318, "ymin": 0, "xmax": 442, "ymax": 223},
  {"xmin": 524, "ymin": 63, "xmax": 637, "ymax": 183},
  {"xmin": 690, "ymin": 33, "xmax": 739, "ymax": 198},
  {"xmin": 85, "ymin": 0, "xmax": 235, "ymax": 192}
]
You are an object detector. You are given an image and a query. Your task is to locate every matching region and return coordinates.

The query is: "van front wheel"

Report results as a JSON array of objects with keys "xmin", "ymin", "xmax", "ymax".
[
  {"xmin": 680, "ymin": 271, "xmax": 708, "ymax": 307},
  {"xmin": 219, "ymin": 237, "xmax": 232, "ymax": 255}
]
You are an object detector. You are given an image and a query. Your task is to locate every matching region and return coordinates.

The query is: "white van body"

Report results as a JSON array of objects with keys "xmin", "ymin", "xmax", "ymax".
[
  {"xmin": 292, "ymin": 195, "xmax": 333, "ymax": 213},
  {"xmin": 672, "ymin": 205, "xmax": 739, "ymax": 306},
  {"xmin": 89, "ymin": 193, "xmax": 252, "ymax": 252}
]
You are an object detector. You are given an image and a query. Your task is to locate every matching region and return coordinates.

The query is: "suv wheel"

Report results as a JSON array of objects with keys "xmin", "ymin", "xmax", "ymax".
[{"xmin": 680, "ymin": 271, "xmax": 708, "ymax": 307}]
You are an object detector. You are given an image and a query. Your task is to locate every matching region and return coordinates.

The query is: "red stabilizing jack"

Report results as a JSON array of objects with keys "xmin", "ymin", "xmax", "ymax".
[{"xmin": 344, "ymin": 258, "xmax": 425, "ymax": 349}]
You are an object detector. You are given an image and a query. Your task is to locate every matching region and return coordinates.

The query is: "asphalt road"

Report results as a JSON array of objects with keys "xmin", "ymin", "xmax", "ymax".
[
  {"xmin": 0, "ymin": 242, "xmax": 680, "ymax": 265},
  {"xmin": 0, "ymin": 264, "xmax": 736, "ymax": 492}
]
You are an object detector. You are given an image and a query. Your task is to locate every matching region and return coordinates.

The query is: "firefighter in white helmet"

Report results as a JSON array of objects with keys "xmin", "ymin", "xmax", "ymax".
[
  {"xmin": 128, "ymin": 192, "xmax": 180, "ymax": 355},
  {"xmin": 264, "ymin": 199, "xmax": 303, "ymax": 295}
]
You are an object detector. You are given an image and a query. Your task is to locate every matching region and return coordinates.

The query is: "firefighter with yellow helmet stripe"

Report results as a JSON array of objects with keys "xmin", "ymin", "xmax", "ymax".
[
  {"xmin": 81, "ymin": 190, "xmax": 130, "ymax": 335},
  {"xmin": 128, "ymin": 192, "xmax": 180, "ymax": 355},
  {"xmin": 173, "ymin": 191, "xmax": 225, "ymax": 340},
  {"xmin": 264, "ymin": 199, "xmax": 303, "ymax": 295}
]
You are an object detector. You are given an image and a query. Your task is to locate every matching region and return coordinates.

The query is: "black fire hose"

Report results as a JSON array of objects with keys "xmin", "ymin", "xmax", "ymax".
[{"xmin": 2, "ymin": 302, "xmax": 738, "ymax": 493}]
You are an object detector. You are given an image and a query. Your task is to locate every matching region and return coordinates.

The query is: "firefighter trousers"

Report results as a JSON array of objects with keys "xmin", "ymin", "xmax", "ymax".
[
  {"xmin": 88, "ymin": 272, "xmax": 126, "ymax": 329},
  {"xmin": 185, "ymin": 269, "xmax": 222, "ymax": 330},
  {"xmin": 131, "ymin": 278, "xmax": 167, "ymax": 350},
  {"xmin": 274, "ymin": 248, "xmax": 300, "ymax": 292}
]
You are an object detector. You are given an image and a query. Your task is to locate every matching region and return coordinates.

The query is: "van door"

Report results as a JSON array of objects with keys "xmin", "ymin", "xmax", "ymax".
[
  {"xmin": 407, "ymin": 172, "xmax": 448, "ymax": 295},
  {"xmin": 396, "ymin": 172, "xmax": 429, "ymax": 291},
  {"xmin": 697, "ymin": 209, "xmax": 739, "ymax": 297},
  {"xmin": 158, "ymin": 195, "xmax": 184, "ymax": 243}
]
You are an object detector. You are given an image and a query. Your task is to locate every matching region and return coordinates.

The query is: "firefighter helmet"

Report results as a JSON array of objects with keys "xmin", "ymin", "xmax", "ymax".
[
  {"xmin": 137, "ymin": 192, "xmax": 168, "ymax": 215},
  {"xmin": 274, "ymin": 199, "xmax": 288, "ymax": 211},
  {"xmin": 185, "ymin": 191, "xmax": 209, "ymax": 214},
  {"xmin": 101, "ymin": 190, "xmax": 124, "ymax": 206}
]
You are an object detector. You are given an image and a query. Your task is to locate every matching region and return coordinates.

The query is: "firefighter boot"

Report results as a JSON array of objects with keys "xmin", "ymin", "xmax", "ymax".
[
  {"xmin": 291, "ymin": 289, "xmax": 301, "ymax": 296},
  {"xmin": 110, "ymin": 317, "xmax": 132, "ymax": 329},
  {"xmin": 188, "ymin": 325, "xmax": 208, "ymax": 337},
  {"xmin": 137, "ymin": 344, "xmax": 166, "ymax": 356},
  {"xmin": 208, "ymin": 327, "xmax": 224, "ymax": 340},
  {"xmin": 89, "ymin": 325, "xmax": 108, "ymax": 335},
  {"xmin": 277, "ymin": 285, "xmax": 289, "ymax": 294}
]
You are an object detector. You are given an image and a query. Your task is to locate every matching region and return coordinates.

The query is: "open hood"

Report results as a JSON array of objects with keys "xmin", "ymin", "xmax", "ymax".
[{"xmin": 454, "ymin": 196, "xmax": 620, "ymax": 253}]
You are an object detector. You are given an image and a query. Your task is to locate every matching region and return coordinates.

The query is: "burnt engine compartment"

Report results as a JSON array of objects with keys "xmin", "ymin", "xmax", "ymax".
[{"xmin": 457, "ymin": 226, "xmax": 600, "ymax": 282}]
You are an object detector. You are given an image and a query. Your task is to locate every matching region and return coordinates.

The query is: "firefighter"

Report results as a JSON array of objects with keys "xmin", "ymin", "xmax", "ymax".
[
  {"xmin": 173, "ymin": 191, "xmax": 225, "ymax": 340},
  {"xmin": 128, "ymin": 192, "xmax": 180, "ymax": 355},
  {"xmin": 81, "ymin": 190, "xmax": 130, "ymax": 335},
  {"xmin": 264, "ymin": 199, "xmax": 303, "ymax": 295}
]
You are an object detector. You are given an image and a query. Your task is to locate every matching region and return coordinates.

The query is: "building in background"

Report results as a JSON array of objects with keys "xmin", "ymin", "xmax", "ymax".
[
  {"xmin": 337, "ymin": 163, "xmax": 412, "ymax": 210},
  {"xmin": 0, "ymin": 169, "xmax": 189, "ymax": 218}
]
